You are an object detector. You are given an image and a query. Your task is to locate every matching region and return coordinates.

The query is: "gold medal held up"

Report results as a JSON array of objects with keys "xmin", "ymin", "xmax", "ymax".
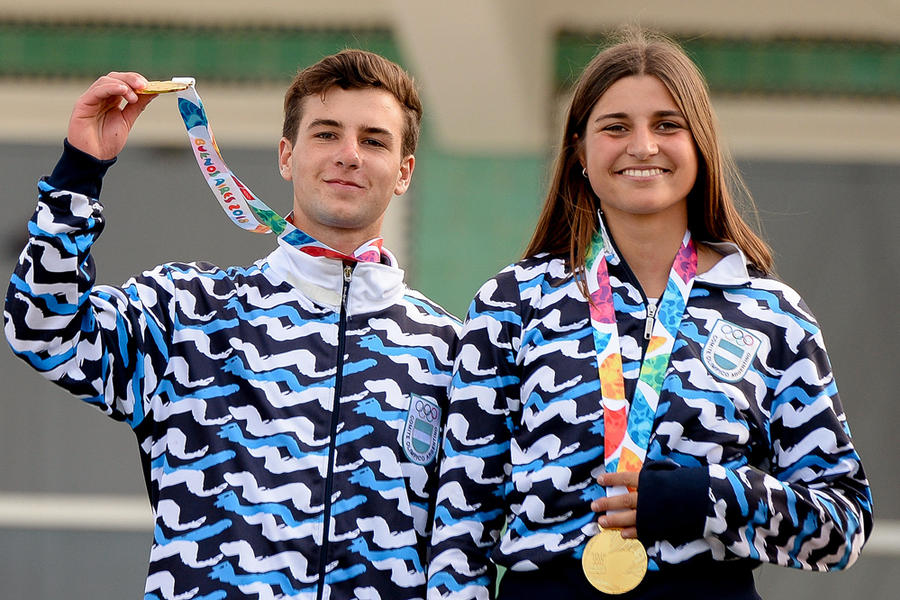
[
  {"xmin": 581, "ymin": 528, "xmax": 648, "ymax": 594},
  {"xmin": 138, "ymin": 81, "xmax": 191, "ymax": 95}
]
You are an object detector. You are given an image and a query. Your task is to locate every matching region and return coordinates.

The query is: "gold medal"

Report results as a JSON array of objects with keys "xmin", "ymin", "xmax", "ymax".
[
  {"xmin": 581, "ymin": 528, "xmax": 647, "ymax": 594},
  {"xmin": 138, "ymin": 81, "xmax": 191, "ymax": 95}
]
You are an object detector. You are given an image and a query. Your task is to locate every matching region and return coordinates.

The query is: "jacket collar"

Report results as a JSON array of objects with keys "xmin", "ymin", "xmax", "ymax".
[
  {"xmin": 263, "ymin": 232, "xmax": 407, "ymax": 315},
  {"xmin": 596, "ymin": 212, "xmax": 751, "ymax": 287},
  {"xmin": 694, "ymin": 241, "xmax": 752, "ymax": 287}
]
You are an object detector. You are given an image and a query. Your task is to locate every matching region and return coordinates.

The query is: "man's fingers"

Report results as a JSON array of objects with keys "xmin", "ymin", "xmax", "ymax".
[
  {"xmin": 121, "ymin": 93, "xmax": 156, "ymax": 128},
  {"xmin": 67, "ymin": 72, "xmax": 153, "ymax": 160},
  {"xmin": 102, "ymin": 72, "xmax": 150, "ymax": 91},
  {"xmin": 82, "ymin": 73, "xmax": 149, "ymax": 107}
]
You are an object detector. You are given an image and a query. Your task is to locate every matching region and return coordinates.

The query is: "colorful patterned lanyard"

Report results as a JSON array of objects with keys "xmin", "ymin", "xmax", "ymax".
[
  {"xmin": 171, "ymin": 78, "xmax": 384, "ymax": 264},
  {"xmin": 586, "ymin": 224, "xmax": 697, "ymax": 497}
]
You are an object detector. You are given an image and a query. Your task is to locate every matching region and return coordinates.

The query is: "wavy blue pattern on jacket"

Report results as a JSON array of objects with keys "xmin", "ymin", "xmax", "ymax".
[
  {"xmin": 5, "ymin": 181, "xmax": 460, "ymax": 600},
  {"xmin": 427, "ymin": 252, "xmax": 871, "ymax": 600}
]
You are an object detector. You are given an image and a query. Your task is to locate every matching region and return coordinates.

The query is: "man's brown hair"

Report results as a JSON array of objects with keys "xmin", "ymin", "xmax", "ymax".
[{"xmin": 282, "ymin": 49, "xmax": 422, "ymax": 157}]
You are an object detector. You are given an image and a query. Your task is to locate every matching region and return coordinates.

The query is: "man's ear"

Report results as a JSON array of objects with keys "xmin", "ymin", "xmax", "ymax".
[
  {"xmin": 393, "ymin": 155, "xmax": 415, "ymax": 196},
  {"xmin": 278, "ymin": 137, "xmax": 293, "ymax": 181}
]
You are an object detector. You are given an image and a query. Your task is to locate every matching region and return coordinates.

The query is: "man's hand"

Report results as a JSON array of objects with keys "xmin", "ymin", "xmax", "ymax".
[
  {"xmin": 590, "ymin": 470, "xmax": 640, "ymax": 539},
  {"xmin": 67, "ymin": 72, "xmax": 155, "ymax": 160}
]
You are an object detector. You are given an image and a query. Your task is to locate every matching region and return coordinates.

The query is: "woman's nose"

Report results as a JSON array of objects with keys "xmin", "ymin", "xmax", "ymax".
[{"xmin": 626, "ymin": 128, "xmax": 659, "ymax": 160}]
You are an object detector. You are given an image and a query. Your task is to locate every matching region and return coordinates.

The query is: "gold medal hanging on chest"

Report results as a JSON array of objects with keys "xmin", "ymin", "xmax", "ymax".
[{"xmin": 581, "ymin": 528, "xmax": 648, "ymax": 594}]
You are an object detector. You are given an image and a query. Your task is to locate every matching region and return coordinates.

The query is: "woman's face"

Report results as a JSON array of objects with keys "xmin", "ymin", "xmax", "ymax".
[{"xmin": 580, "ymin": 75, "xmax": 698, "ymax": 227}]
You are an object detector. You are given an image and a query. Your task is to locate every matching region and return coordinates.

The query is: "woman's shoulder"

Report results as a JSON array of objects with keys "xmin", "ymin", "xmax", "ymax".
[
  {"xmin": 698, "ymin": 268, "xmax": 826, "ymax": 363},
  {"xmin": 476, "ymin": 253, "xmax": 574, "ymax": 299},
  {"xmin": 468, "ymin": 252, "xmax": 576, "ymax": 315},
  {"xmin": 494, "ymin": 252, "xmax": 573, "ymax": 285},
  {"xmin": 743, "ymin": 268, "xmax": 813, "ymax": 311},
  {"xmin": 698, "ymin": 243, "xmax": 808, "ymax": 307},
  {"xmin": 696, "ymin": 243, "xmax": 823, "ymax": 338}
]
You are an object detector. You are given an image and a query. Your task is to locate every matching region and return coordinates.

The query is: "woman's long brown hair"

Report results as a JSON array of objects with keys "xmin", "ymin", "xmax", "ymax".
[{"xmin": 524, "ymin": 27, "xmax": 773, "ymax": 294}]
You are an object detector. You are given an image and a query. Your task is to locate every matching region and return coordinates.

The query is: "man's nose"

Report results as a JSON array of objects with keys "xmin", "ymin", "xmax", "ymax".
[{"xmin": 335, "ymin": 139, "xmax": 360, "ymax": 168}]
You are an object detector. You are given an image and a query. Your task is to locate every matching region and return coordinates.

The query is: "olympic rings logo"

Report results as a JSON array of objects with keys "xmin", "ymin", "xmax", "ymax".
[
  {"xmin": 720, "ymin": 324, "xmax": 756, "ymax": 347},
  {"xmin": 415, "ymin": 400, "xmax": 439, "ymax": 421}
]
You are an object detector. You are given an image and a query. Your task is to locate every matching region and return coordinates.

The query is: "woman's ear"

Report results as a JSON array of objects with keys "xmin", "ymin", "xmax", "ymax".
[{"xmin": 573, "ymin": 133, "xmax": 585, "ymax": 169}]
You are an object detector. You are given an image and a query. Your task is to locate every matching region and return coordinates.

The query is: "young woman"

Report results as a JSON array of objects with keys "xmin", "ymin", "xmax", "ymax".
[{"xmin": 427, "ymin": 28, "xmax": 872, "ymax": 600}]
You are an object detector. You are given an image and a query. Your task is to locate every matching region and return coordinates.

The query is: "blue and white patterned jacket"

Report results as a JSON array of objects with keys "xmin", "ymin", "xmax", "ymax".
[
  {"xmin": 5, "ymin": 144, "xmax": 460, "ymax": 600},
  {"xmin": 427, "ymin": 227, "xmax": 872, "ymax": 599}
]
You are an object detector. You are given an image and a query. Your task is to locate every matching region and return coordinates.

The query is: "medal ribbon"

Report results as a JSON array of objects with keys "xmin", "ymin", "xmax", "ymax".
[
  {"xmin": 586, "ymin": 223, "xmax": 697, "ymax": 498},
  {"xmin": 171, "ymin": 78, "xmax": 385, "ymax": 264}
]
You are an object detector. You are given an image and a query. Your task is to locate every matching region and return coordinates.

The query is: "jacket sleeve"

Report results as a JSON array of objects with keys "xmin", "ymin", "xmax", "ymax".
[
  {"xmin": 3, "ymin": 141, "xmax": 176, "ymax": 428},
  {"xmin": 427, "ymin": 272, "xmax": 521, "ymax": 600},
  {"xmin": 638, "ymin": 302, "xmax": 873, "ymax": 571}
]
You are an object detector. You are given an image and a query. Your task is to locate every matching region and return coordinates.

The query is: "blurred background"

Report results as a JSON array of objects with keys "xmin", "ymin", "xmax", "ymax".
[{"xmin": 0, "ymin": 1, "xmax": 897, "ymax": 598}]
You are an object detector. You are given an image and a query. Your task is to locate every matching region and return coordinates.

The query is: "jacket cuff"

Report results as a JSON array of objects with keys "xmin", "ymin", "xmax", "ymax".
[
  {"xmin": 636, "ymin": 462, "xmax": 709, "ymax": 546},
  {"xmin": 45, "ymin": 139, "xmax": 117, "ymax": 199}
]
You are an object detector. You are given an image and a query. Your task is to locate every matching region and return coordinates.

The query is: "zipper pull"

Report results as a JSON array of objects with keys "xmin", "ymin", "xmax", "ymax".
[
  {"xmin": 341, "ymin": 263, "xmax": 353, "ymax": 304},
  {"xmin": 643, "ymin": 302, "xmax": 657, "ymax": 340}
]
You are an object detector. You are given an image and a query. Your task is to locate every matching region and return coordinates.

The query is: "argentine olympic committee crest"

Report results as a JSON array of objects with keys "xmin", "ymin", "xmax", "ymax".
[
  {"xmin": 702, "ymin": 319, "xmax": 762, "ymax": 382},
  {"xmin": 402, "ymin": 395, "xmax": 441, "ymax": 465}
]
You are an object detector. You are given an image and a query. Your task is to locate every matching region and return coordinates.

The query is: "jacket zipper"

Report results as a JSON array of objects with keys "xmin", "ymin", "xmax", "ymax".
[
  {"xmin": 316, "ymin": 262, "xmax": 353, "ymax": 600},
  {"xmin": 608, "ymin": 248, "xmax": 654, "ymax": 361},
  {"xmin": 643, "ymin": 301, "xmax": 657, "ymax": 342}
]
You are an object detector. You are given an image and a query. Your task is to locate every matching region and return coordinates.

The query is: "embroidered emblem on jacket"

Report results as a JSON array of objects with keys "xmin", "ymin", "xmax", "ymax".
[
  {"xmin": 702, "ymin": 319, "xmax": 761, "ymax": 382},
  {"xmin": 402, "ymin": 395, "xmax": 441, "ymax": 465}
]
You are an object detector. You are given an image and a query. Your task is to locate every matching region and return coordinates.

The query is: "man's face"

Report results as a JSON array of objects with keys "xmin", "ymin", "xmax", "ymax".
[{"xmin": 278, "ymin": 87, "xmax": 414, "ymax": 252}]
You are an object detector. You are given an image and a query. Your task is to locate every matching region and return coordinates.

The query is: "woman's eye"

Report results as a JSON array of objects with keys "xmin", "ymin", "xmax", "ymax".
[{"xmin": 658, "ymin": 121, "xmax": 683, "ymax": 131}]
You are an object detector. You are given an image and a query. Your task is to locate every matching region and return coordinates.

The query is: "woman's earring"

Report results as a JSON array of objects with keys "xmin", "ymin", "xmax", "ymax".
[{"xmin": 582, "ymin": 168, "xmax": 588, "ymax": 178}]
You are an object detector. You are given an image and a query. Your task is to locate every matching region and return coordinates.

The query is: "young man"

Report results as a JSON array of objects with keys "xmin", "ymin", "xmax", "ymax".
[{"xmin": 5, "ymin": 51, "xmax": 459, "ymax": 600}]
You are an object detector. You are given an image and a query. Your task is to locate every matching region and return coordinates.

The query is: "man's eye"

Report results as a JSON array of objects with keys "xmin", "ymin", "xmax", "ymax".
[{"xmin": 363, "ymin": 138, "xmax": 386, "ymax": 148}]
